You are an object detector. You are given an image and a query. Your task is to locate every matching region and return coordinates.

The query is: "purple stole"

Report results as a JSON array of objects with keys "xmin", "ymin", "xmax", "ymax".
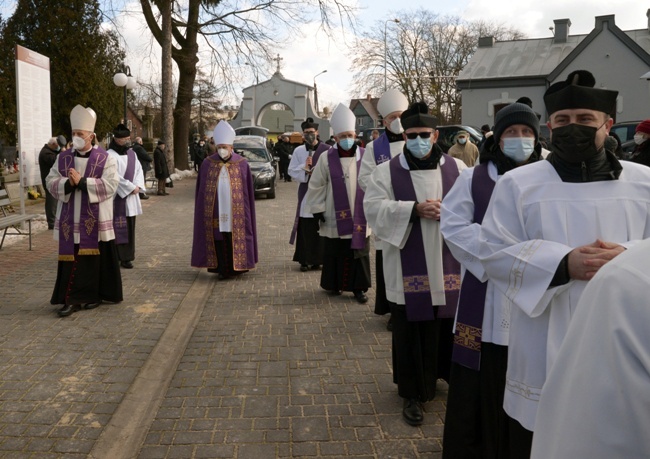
[
  {"xmin": 389, "ymin": 153, "xmax": 461, "ymax": 322},
  {"xmin": 452, "ymin": 163, "xmax": 496, "ymax": 370},
  {"xmin": 114, "ymin": 149, "xmax": 136, "ymax": 244},
  {"xmin": 289, "ymin": 142, "xmax": 330, "ymax": 244},
  {"xmin": 57, "ymin": 147, "xmax": 109, "ymax": 261},
  {"xmin": 327, "ymin": 146, "xmax": 367, "ymax": 249},
  {"xmin": 373, "ymin": 133, "xmax": 391, "ymax": 165}
]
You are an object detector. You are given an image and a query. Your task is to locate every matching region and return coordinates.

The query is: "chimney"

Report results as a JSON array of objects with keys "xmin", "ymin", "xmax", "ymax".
[
  {"xmin": 366, "ymin": 94, "xmax": 372, "ymax": 101},
  {"xmin": 478, "ymin": 36, "xmax": 495, "ymax": 48},
  {"xmin": 553, "ymin": 19, "xmax": 571, "ymax": 43}
]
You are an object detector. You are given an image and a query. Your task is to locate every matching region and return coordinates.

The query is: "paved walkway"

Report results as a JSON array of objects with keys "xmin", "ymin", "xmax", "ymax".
[{"xmin": 0, "ymin": 175, "xmax": 447, "ymax": 458}]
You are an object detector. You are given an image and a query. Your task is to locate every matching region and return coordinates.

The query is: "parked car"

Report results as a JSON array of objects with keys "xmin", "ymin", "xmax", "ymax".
[
  {"xmin": 436, "ymin": 125, "xmax": 482, "ymax": 153},
  {"xmin": 233, "ymin": 135, "xmax": 277, "ymax": 199},
  {"xmin": 611, "ymin": 121, "xmax": 641, "ymax": 144}
]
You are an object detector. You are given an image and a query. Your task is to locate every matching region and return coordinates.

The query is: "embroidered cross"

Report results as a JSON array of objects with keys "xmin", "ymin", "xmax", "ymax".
[
  {"xmin": 116, "ymin": 216, "xmax": 127, "ymax": 228},
  {"xmin": 339, "ymin": 210, "xmax": 348, "ymax": 219},
  {"xmin": 458, "ymin": 327, "xmax": 476, "ymax": 346},
  {"xmin": 404, "ymin": 276, "xmax": 429, "ymax": 292}
]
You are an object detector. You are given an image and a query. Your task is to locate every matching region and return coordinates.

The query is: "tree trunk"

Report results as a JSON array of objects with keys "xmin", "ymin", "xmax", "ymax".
[{"xmin": 160, "ymin": 0, "xmax": 174, "ymax": 171}]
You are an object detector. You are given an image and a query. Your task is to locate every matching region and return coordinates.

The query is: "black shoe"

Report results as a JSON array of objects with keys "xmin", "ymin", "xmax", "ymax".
[
  {"xmin": 353, "ymin": 290, "xmax": 368, "ymax": 304},
  {"xmin": 402, "ymin": 398, "xmax": 423, "ymax": 426},
  {"xmin": 58, "ymin": 304, "xmax": 81, "ymax": 317},
  {"xmin": 121, "ymin": 261, "xmax": 134, "ymax": 269},
  {"xmin": 300, "ymin": 264, "xmax": 309, "ymax": 272},
  {"xmin": 311, "ymin": 265, "xmax": 321, "ymax": 270},
  {"xmin": 83, "ymin": 301, "xmax": 102, "ymax": 310},
  {"xmin": 139, "ymin": 193, "xmax": 149, "ymax": 200},
  {"xmin": 386, "ymin": 316, "xmax": 394, "ymax": 332}
]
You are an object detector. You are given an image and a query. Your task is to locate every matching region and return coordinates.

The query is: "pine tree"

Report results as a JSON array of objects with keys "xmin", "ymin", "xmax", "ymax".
[{"xmin": 0, "ymin": 0, "xmax": 126, "ymax": 143}]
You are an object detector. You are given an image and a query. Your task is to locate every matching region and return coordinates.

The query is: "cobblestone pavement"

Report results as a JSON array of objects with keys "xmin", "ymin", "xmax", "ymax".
[{"xmin": 0, "ymin": 174, "xmax": 447, "ymax": 458}]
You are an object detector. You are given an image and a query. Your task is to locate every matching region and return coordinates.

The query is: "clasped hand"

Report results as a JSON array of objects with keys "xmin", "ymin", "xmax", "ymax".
[
  {"xmin": 416, "ymin": 199, "xmax": 441, "ymax": 220},
  {"xmin": 568, "ymin": 239, "xmax": 625, "ymax": 281}
]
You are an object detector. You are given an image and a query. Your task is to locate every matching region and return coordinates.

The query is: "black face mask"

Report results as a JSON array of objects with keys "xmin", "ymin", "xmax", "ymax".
[
  {"xmin": 551, "ymin": 122, "xmax": 606, "ymax": 164},
  {"xmin": 304, "ymin": 133, "xmax": 317, "ymax": 144}
]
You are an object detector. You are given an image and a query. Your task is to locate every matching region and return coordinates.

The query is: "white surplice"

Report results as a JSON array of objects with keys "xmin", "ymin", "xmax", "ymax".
[
  {"xmin": 107, "ymin": 149, "xmax": 145, "ymax": 217},
  {"xmin": 46, "ymin": 148, "xmax": 119, "ymax": 243},
  {"xmin": 217, "ymin": 166, "xmax": 232, "ymax": 233},
  {"xmin": 479, "ymin": 159, "xmax": 650, "ymax": 431},
  {"xmin": 531, "ymin": 237, "xmax": 650, "ymax": 459},
  {"xmin": 364, "ymin": 154, "xmax": 466, "ymax": 305},
  {"xmin": 288, "ymin": 144, "xmax": 316, "ymax": 218},
  {"xmin": 358, "ymin": 137, "xmax": 404, "ymax": 251},
  {"xmin": 304, "ymin": 145, "xmax": 370, "ymax": 239},
  {"xmin": 440, "ymin": 161, "xmax": 509, "ymax": 346}
]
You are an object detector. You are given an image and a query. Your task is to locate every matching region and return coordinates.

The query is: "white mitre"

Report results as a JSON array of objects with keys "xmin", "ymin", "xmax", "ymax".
[
  {"xmin": 214, "ymin": 121, "xmax": 236, "ymax": 145},
  {"xmin": 330, "ymin": 103, "xmax": 356, "ymax": 135},
  {"xmin": 70, "ymin": 105, "xmax": 97, "ymax": 132},
  {"xmin": 377, "ymin": 89, "xmax": 408, "ymax": 117}
]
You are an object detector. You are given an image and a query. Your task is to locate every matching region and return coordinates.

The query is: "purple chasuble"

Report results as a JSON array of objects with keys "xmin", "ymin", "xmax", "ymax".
[
  {"xmin": 327, "ymin": 147, "xmax": 368, "ymax": 249},
  {"xmin": 191, "ymin": 153, "xmax": 258, "ymax": 271},
  {"xmin": 57, "ymin": 147, "xmax": 109, "ymax": 261},
  {"xmin": 289, "ymin": 142, "xmax": 330, "ymax": 244},
  {"xmin": 389, "ymin": 153, "xmax": 461, "ymax": 322},
  {"xmin": 113, "ymin": 149, "xmax": 136, "ymax": 245},
  {"xmin": 373, "ymin": 133, "xmax": 391, "ymax": 165},
  {"xmin": 452, "ymin": 163, "xmax": 496, "ymax": 370}
]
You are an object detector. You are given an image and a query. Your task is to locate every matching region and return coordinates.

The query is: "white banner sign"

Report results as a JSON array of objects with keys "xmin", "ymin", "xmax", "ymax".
[{"xmin": 16, "ymin": 45, "xmax": 52, "ymax": 188}]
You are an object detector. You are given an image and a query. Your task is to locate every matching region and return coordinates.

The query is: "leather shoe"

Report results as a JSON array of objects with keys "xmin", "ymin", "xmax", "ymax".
[
  {"xmin": 310, "ymin": 265, "xmax": 321, "ymax": 270},
  {"xmin": 121, "ymin": 261, "xmax": 134, "ymax": 269},
  {"xmin": 58, "ymin": 304, "xmax": 81, "ymax": 317},
  {"xmin": 83, "ymin": 301, "xmax": 102, "ymax": 310},
  {"xmin": 402, "ymin": 398, "xmax": 424, "ymax": 426},
  {"xmin": 386, "ymin": 316, "xmax": 394, "ymax": 332},
  {"xmin": 353, "ymin": 290, "xmax": 368, "ymax": 304},
  {"xmin": 139, "ymin": 193, "xmax": 149, "ymax": 200},
  {"xmin": 300, "ymin": 264, "xmax": 309, "ymax": 272}
]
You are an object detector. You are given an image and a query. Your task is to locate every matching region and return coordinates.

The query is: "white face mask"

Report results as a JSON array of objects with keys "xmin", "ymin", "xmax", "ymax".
[
  {"xmin": 217, "ymin": 148, "xmax": 230, "ymax": 159},
  {"xmin": 634, "ymin": 133, "xmax": 647, "ymax": 145},
  {"xmin": 502, "ymin": 137, "xmax": 535, "ymax": 163},
  {"xmin": 72, "ymin": 134, "xmax": 91, "ymax": 151},
  {"xmin": 458, "ymin": 137, "xmax": 467, "ymax": 145},
  {"xmin": 389, "ymin": 118, "xmax": 403, "ymax": 134}
]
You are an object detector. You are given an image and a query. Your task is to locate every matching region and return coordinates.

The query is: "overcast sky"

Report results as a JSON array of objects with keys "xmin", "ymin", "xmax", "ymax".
[{"xmin": 118, "ymin": 0, "xmax": 648, "ymax": 110}]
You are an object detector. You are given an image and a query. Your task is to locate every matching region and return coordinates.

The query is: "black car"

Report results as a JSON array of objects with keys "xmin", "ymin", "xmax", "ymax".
[{"xmin": 233, "ymin": 135, "xmax": 277, "ymax": 199}]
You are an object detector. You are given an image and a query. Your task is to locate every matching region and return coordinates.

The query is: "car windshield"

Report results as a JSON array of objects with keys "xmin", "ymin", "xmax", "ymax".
[{"xmin": 235, "ymin": 146, "xmax": 268, "ymax": 162}]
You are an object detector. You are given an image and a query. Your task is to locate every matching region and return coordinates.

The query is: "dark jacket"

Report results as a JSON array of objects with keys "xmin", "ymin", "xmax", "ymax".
[
  {"xmin": 154, "ymin": 147, "xmax": 170, "ymax": 179},
  {"xmin": 274, "ymin": 140, "xmax": 294, "ymax": 163},
  {"xmin": 629, "ymin": 140, "xmax": 650, "ymax": 168},
  {"xmin": 133, "ymin": 143, "xmax": 153, "ymax": 173},
  {"xmin": 38, "ymin": 144, "xmax": 59, "ymax": 188}
]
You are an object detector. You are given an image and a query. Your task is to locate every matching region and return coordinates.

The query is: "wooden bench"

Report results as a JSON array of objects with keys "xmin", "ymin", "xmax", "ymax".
[{"xmin": 0, "ymin": 188, "xmax": 36, "ymax": 250}]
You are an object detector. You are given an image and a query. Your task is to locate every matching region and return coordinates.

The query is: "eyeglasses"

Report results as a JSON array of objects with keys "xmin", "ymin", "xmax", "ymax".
[{"xmin": 405, "ymin": 132, "xmax": 432, "ymax": 140}]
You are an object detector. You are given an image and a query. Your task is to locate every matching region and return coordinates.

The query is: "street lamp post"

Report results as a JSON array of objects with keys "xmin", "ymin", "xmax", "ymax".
[
  {"xmin": 113, "ymin": 64, "xmax": 137, "ymax": 125},
  {"xmin": 384, "ymin": 18, "xmax": 400, "ymax": 92},
  {"xmin": 313, "ymin": 69, "xmax": 327, "ymax": 115}
]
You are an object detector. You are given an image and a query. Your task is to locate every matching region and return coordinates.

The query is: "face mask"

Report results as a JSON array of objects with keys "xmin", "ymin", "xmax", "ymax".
[
  {"xmin": 72, "ymin": 134, "xmax": 90, "ymax": 151},
  {"xmin": 551, "ymin": 122, "xmax": 606, "ymax": 164},
  {"xmin": 634, "ymin": 133, "xmax": 647, "ymax": 145},
  {"xmin": 406, "ymin": 137, "xmax": 432, "ymax": 158},
  {"xmin": 389, "ymin": 118, "xmax": 403, "ymax": 134},
  {"xmin": 304, "ymin": 133, "xmax": 317, "ymax": 144},
  {"xmin": 338, "ymin": 138, "xmax": 355, "ymax": 150},
  {"xmin": 217, "ymin": 148, "xmax": 230, "ymax": 159},
  {"xmin": 458, "ymin": 137, "xmax": 467, "ymax": 145},
  {"xmin": 502, "ymin": 137, "xmax": 535, "ymax": 163},
  {"xmin": 56, "ymin": 146, "xmax": 61, "ymax": 152},
  {"xmin": 199, "ymin": 142, "xmax": 205, "ymax": 147}
]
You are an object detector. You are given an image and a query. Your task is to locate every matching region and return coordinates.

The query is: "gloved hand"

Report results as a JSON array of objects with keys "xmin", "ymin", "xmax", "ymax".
[{"xmin": 314, "ymin": 212, "xmax": 325, "ymax": 222}]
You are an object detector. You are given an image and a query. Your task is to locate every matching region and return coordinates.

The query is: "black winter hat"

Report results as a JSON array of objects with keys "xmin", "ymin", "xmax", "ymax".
[
  {"xmin": 401, "ymin": 101, "xmax": 437, "ymax": 130},
  {"xmin": 493, "ymin": 103, "xmax": 540, "ymax": 144},
  {"xmin": 56, "ymin": 135, "xmax": 67, "ymax": 147},
  {"xmin": 544, "ymin": 70, "xmax": 618, "ymax": 116},
  {"xmin": 157, "ymin": 139, "xmax": 165, "ymax": 145},
  {"xmin": 112, "ymin": 123, "xmax": 131, "ymax": 138}
]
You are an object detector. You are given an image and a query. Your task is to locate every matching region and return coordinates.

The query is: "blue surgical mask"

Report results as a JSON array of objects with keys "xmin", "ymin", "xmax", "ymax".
[
  {"xmin": 338, "ymin": 138, "xmax": 355, "ymax": 150},
  {"xmin": 502, "ymin": 137, "xmax": 535, "ymax": 163},
  {"xmin": 406, "ymin": 137, "xmax": 432, "ymax": 158}
]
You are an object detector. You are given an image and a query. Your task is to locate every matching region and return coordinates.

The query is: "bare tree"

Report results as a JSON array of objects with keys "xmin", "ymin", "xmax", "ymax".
[
  {"xmin": 351, "ymin": 10, "xmax": 524, "ymax": 124},
  {"xmin": 138, "ymin": 0, "xmax": 356, "ymax": 170}
]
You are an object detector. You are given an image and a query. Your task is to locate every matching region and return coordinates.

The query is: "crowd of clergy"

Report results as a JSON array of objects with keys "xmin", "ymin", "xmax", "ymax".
[{"xmin": 44, "ymin": 66, "xmax": 650, "ymax": 458}]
